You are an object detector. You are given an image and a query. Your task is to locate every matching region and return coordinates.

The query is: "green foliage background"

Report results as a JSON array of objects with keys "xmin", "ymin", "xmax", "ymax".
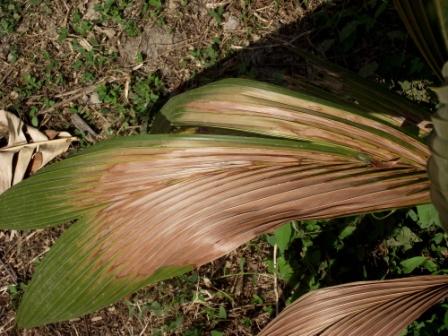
[{"xmin": 266, "ymin": 205, "xmax": 448, "ymax": 335}]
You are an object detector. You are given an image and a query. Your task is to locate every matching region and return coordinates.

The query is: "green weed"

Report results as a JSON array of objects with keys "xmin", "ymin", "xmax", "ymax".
[
  {"xmin": 70, "ymin": 9, "xmax": 93, "ymax": 36},
  {"xmin": 95, "ymin": 0, "xmax": 142, "ymax": 37},
  {"xmin": 0, "ymin": 2, "xmax": 22, "ymax": 35},
  {"xmin": 130, "ymin": 74, "xmax": 163, "ymax": 116},
  {"xmin": 191, "ymin": 38, "xmax": 221, "ymax": 68},
  {"xmin": 209, "ymin": 6, "xmax": 225, "ymax": 25},
  {"xmin": 265, "ymin": 205, "xmax": 448, "ymax": 333}
]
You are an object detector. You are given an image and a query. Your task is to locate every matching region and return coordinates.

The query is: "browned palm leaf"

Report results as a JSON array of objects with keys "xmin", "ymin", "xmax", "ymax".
[
  {"xmin": 282, "ymin": 50, "xmax": 433, "ymax": 137},
  {"xmin": 0, "ymin": 134, "xmax": 430, "ymax": 327},
  {"xmin": 162, "ymin": 79, "xmax": 430, "ymax": 168},
  {"xmin": 258, "ymin": 275, "xmax": 448, "ymax": 336}
]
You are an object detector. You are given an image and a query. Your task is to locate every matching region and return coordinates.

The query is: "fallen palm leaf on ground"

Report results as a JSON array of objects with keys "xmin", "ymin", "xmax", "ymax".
[
  {"xmin": 0, "ymin": 76, "xmax": 433, "ymax": 328},
  {"xmin": 258, "ymin": 275, "xmax": 448, "ymax": 336},
  {"xmin": 0, "ymin": 110, "xmax": 76, "ymax": 195}
]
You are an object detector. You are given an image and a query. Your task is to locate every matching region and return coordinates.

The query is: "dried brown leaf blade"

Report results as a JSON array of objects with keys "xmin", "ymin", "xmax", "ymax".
[
  {"xmin": 258, "ymin": 275, "xmax": 448, "ymax": 336},
  {"xmin": 280, "ymin": 49, "xmax": 433, "ymax": 137},
  {"xmin": 162, "ymin": 79, "xmax": 430, "ymax": 169},
  {"xmin": 0, "ymin": 110, "xmax": 76, "ymax": 194},
  {"xmin": 0, "ymin": 134, "xmax": 430, "ymax": 327}
]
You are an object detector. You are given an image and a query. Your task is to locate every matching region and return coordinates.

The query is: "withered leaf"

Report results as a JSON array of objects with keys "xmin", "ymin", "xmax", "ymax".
[{"xmin": 0, "ymin": 110, "xmax": 77, "ymax": 194}]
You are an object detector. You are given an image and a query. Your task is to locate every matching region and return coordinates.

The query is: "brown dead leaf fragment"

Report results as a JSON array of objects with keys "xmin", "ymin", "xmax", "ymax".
[
  {"xmin": 0, "ymin": 110, "xmax": 76, "ymax": 194},
  {"xmin": 258, "ymin": 275, "xmax": 448, "ymax": 336}
]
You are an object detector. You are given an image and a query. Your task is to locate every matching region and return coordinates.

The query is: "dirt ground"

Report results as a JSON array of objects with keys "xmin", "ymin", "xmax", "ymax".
[{"xmin": 0, "ymin": 0, "xmax": 443, "ymax": 335}]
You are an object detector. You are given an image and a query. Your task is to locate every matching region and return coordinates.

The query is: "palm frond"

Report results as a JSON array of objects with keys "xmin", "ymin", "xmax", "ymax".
[
  {"xmin": 258, "ymin": 275, "xmax": 448, "ymax": 336},
  {"xmin": 0, "ymin": 132, "xmax": 429, "ymax": 327},
  {"xmin": 162, "ymin": 78, "xmax": 430, "ymax": 168},
  {"xmin": 255, "ymin": 49, "xmax": 433, "ymax": 137}
]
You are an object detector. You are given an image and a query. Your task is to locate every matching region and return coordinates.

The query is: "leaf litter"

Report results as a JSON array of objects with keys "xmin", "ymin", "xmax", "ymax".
[{"xmin": 0, "ymin": 110, "xmax": 76, "ymax": 194}]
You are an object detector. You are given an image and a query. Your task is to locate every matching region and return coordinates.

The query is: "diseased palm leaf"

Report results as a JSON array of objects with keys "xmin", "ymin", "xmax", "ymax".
[
  {"xmin": 0, "ymin": 132, "xmax": 429, "ymax": 327},
  {"xmin": 162, "ymin": 78, "xmax": 430, "ymax": 168},
  {"xmin": 394, "ymin": 0, "xmax": 448, "ymax": 81},
  {"xmin": 255, "ymin": 49, "xmax": 432, "ymax": 137},
  {"xmin": 0, "ymin": 75, "xmax": 434, "ymax": 327},
  {"xmin": 258, "ymin": 275, "xmax": 448, "ymax": 336}
]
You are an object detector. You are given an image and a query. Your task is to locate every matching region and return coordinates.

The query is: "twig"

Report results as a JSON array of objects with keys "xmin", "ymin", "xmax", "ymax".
[
  {"xmin": 0, "ymin": 67, "xmax": 13, "ymax": 86},
  {"xmin": 0, "ymin": 317, "xmax": 15, "ymax": 334},
  {"xmin": 273, "ymin": 243, "xmax": 279, "ymax": 316},
  {"xmin": 0, "ymin": 256, "xmax": 17, "ymax": 284},
  {"xmin": 38, "ymin": 91, "xmax": 90, "ymax": 116},
  {"xmin": 229, "ymin": 302, "xmax": 276, "ymax": 312},
  {"xmin": 244, "ymin": 31, "xmax": 312, "ymax": 50},
  {"xmin": 70, "ymin": 113, "xmax": 99, "ymax": 142},
  {"xmin": 138, "ymin": 322, "xmax": 149, "ymax": 336},
  {"xmin": 217, "ymin": 272, "xmax": 274, "ymax": 280},
  {"xmin": 38, "ymin": 77, "xmax": 124, "ymax": 116}
]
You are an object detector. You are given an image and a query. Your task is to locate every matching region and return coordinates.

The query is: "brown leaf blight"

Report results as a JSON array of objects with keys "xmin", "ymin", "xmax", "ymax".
[
  {"xmin": 162, "ymin": 79, "xmax": 430, "ymax": 169},
  {"xmin": 258, "ymin": 275, "xmax": 448, "ymax": 336},
  {"xmin": 0, "ymin": 135, "xmax": 431, "ymax": 327}
]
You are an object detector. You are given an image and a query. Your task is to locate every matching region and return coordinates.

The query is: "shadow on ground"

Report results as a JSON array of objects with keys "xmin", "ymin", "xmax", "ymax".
[{"xmin": 149, "ymin": 0, "xmax": 435, "ymax": 133}]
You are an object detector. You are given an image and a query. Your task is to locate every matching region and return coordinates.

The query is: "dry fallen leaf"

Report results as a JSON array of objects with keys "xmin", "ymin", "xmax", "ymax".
[{"xmin": 0, "ymin": 110, "xmax": 77, "ymax": 194}]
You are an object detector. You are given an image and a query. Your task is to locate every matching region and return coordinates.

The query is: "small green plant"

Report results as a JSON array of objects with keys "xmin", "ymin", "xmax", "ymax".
[
  {"xmin": 70, "ymin": 40, "xmax": 110, "ymax": 73},
  {"xmin": 7, "ymin": 283, "xmax": 27, "ymax": 308},
  {"xmin": 191, "ymin": 38, "xmax": 221, "ymax": 67},
  {"xmin": 145, "ymin": 0, "xmax": 165, "ymax": 22},
  {"xmin": 57, "ymin": 27, "xmax": 68, "ymax": 41},
  {"xmin": 70, "ymin": 9, "xmax": 93, "ymax": 36},
  {"xmin": 208, "ymin": 6, "xmax": 225, "ymax": 24},
  {"xmin": 0, "ymin": 2, "xmax": 22, "ymax": 35},
  {"xmin": 130, "ymin": 74, "xmax": 163, "ymax": 116},
  {"xmin": 95, "ymin": 0, "xmax": 142, "ymax": 37},
  {"xmin": 147, "ymin": 0, "xmax": 163, "ymax": 11},
  {"xmin": 124, "ymin": 19, "xmax": 139, "ymax": 37},
  {"xmin": 28, "ymin": 106, "xmax": 39, "ymax": 127}
]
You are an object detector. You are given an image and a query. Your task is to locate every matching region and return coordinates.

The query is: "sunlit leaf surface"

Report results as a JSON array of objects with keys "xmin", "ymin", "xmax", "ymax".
[
  {"xmin": 258, "ymin": 275, "xmax": 448, "ymax": 336},
  {"xmin": 0, "ymin": 78, "xmax": 432, "ymax": 327}
]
